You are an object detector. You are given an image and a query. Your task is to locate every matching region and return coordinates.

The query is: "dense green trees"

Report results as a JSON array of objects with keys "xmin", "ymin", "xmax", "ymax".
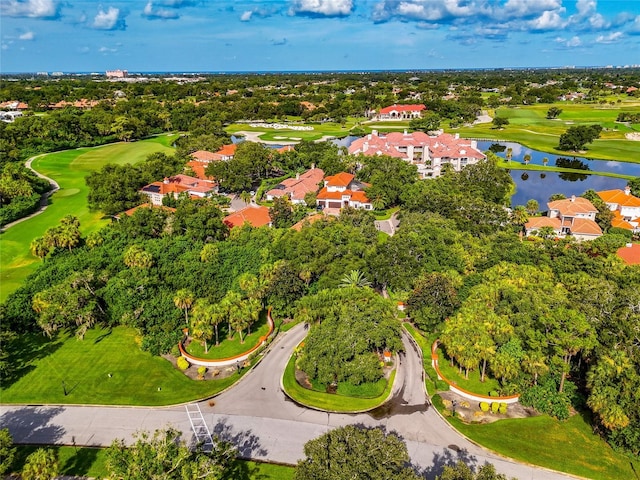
[
  {"xmin": 295, "ymin": 426, "xmax": 420, "ymax": 480},
  {"xmin": 0, "ymin": 429, "xmax": 15, "ymax": 475},
  {"xmin": 105, "ymin": 427, "xmax": 236, "ymax": 480}
]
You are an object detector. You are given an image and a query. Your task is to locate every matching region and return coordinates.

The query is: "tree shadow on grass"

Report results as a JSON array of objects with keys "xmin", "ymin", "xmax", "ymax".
[
  {"xmin": 60, "ymin": 446, "xmax": 101, "ymax": 476},
  {"xmin": 1, "ymin": 332, "xmax": 65, "ymax": 389},
  {"xmin": 210, "ymin": 417, "xmax": 268, "ymax": 459},
  {"xmin": 0, "ymin": 406, "xmax": 66, "ymax": 444},
  {"xmin": 413, "ymin": 447, "xmax": 478, "ymax": 480}
]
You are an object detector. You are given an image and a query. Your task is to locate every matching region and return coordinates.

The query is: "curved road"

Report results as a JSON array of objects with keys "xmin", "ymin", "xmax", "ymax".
[{"xmin": 1, "ymin": 325, "xmax": 575, "ymax": 479}]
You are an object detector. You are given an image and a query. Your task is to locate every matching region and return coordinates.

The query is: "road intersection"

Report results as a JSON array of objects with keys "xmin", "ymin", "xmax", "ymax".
[{"xmin": 1, "ymin": 324, "xmax": 576, "ymax": 479}]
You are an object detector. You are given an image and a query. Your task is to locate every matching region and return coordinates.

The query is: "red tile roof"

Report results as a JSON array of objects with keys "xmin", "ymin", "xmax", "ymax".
[
  {"xmin": 617, "ymin": 244, "xmax": 640, "ymax": 265},
  {"xmin": 291, "ymin": 213, "xmax": 326, "ymax": 231},
  {"xmin": 216, "ymin": 144, "xmax": 237, "ymax": 157},
  {"xmin": 186, "ymin": 160, "xmax": 213, "ymax": 180},
  {"xmin": 266, "ymin": 168, "xmax": 324, "ymax": 202},
  {"xmin": 191, "ymin": 150, "xmax": 218, "ymax": 162},
  {"xmin": 597, "ymin": 189, "xmax": 640, "ymax": 208},
  {"xmin": 118, "ymin": 203, "xmax": 176, "ymax": 217},
  {"xmin": 611, "ymin": 211, "xmax": 636, "ymax": 231},
  {"xmin": 570, "ymin": 218, "xmax": 602, "ymax": 236},
  {"xmin": 316, "ymin": 187, "xmax": 370, "ymax": 204},
  {"xmin": 547, "ymin": 197, "xmax": 598, "ymax": 216},
  {"xmin": 223, "ymin": 204, "xmax": 271, "ymax": 228},
  {"xmin": 325, "ymin": 172, "xmax": 355, "ymax": 188},
  {"xmin": 524, "ymin": 217, "xmax": 561, "ymax": 231},
  {"xmin": 379, "ymin": 104, "xmax": 426, "ymax": 114}
]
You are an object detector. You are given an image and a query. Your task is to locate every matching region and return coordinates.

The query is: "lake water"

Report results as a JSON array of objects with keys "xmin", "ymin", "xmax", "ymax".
[{"xmin": 476, "ymin": 141, "xmax": 634, "ymax": 206}]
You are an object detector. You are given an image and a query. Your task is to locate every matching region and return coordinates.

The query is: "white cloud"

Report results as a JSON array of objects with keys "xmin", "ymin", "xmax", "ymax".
[
  {"xmin": 1, "ymin": 0, "xmax": 58, "ymax": 18},
  {"xmin": 290, "ymin": 0, "xmax": 353, "ymax": 17},
  {"xmin": 92, "ymin": 6, "xmax": 126, "ymax": 30},
  {"xmin": 19, "ymin": 31, "xmax": 35, "ymax": 40},
  {"xmin": 240, "ymin": 10, "xmax": 253, "ymax": 21},
  {"xmin": 143, "ymin": 1, "xmax": 180, "ymax": 19},
  {"xmin": 99, "ymin": 46, "xmax": 117, "ymax": 53},
  {"xmin": 575, "ymin": 0, "xmax": 596, "ymax": 17},
  {"xmin": 595, "ymin": 31, "xmax": 623, "ymax": 44},
  {"xmin": 373, "ymin": 0, "xmax": 478, "ymax": 23},
  {"xmin": 528, "ymin": 10, "xmax": 564, "ymax": 31},
  {"xmin": 630, "ymin": 15, "xmax": 640, "ymax": 34},
  {"xmin": 503, "ymin": 0, "xmax": 562, "ymax": 18},
  {"xmin": 556, "ymin": 36, "xmax": 582, "ymax": 47}
]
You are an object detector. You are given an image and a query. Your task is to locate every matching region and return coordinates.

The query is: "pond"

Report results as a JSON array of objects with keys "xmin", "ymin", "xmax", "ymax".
[{"xmin": 476, "ymin": 141, "xmax": 636, "ymax": 206}]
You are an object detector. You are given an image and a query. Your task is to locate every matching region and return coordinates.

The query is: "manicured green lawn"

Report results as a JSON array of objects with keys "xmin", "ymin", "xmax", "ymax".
[
  {"xmin": 185, "ymin": 312, "xmax": 271, "ymax": 359},
  {"xmin": 282, "ymin": 354, "xmax": 395, "ymax": 412},
  {"xmin": 432, "ymin": 396, "xmax": 638, "ymax": 480},
  {"xmin": 496, "ymin": 158, "xmax": 634, "ymax": 180},
  {"xmin": 0, "ymin": 135, "xmax": 177, "ymax": 303},
  {"xmin": 456, "ymin": 103, "xmax": 640, "ymax": 163},
  {"xmin": 8, "ymin": 445, "xmax": 294, "ymax": 480},
  {"xmin": 226, "ymin": 117, "xmax": 368, "ymax": 142},
  {"xmin": 0, "ymin": 325, "xmax": 241, "ymax": 406}
]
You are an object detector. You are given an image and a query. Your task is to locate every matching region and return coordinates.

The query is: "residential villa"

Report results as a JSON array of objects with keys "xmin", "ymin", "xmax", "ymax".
[
  {"xmin": 140, "ymin": 175, "xmax": 218, "ymax": 206},
  {"xmin": 375, "ymin": 104, "xmax": 426, "ymax": 120},
  {"xmin": 524, "ymin": 195, "xmax": 602, "ymax": 241},
  {"xmin": 617, "ymin": 243, "xmax": 640, "ymax": 265},
  {"xmin": 348, "ymin": 130, "xmax": 485, "ymax": 178},
  {"xmin": 316, "ymin": 172, "xmax": 372, "ymax": 212},
  {"xmin": 265, "ymin": 167, "xmax": 324, "ymax": 205},
  {"xmin": 211, "ymin": 144, "xmax": 237, "ymax": 161},
  {"xmin": 223, "ymin": 204, "xmax": 271, "ymax": 228},
  {"xmin": 597, "ymin": 186, "xmax": 640, "ymax": 233}
]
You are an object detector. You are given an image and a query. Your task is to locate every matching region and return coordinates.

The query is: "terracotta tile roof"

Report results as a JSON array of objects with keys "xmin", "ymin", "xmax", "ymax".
[
  {"xmin": 570, "ymin": 218, "xmax": 602, "ymax": 236},
  {"xmin": 524, "ymin": 217, "xmax": 561, "ymax": 231},
  {"xmin": 216, "ymin": 144, "xmax": 237, "ymax": 157},
  {"xmin": 617, "ymin": 244, "xmax": 640, "ymax": 265},
  {"xmin": 316, "ymin": 187, "xmax": 370, "ymax": 204},
  {"xmin": 379, "ymin": 104, "xmax": 426, "ymax": 114},
  {"xmin": 167, "ymin": 174, "xmax": 217, "ymax": 194},
  {"xmin": 186, "ymin": 160, "xmax": 213, "ymax": 180},
  {"xmin": 611, "ymin": 211, "xmax": 635, "ymax": 231},
  {"xmin": 223, "ymin": 204, "xmax": 271, "ymax": 228},
  {"xmin": 276, "ymin": 145, "xmax": 295, "ymax": 153},
  {"xmin": 325, "ymin": 172, "xmax": 355, "ymax": 188},
  {"xmin": 191, "ymin": 150, "xmax": 218, "ymax": 162},
  {"xmin": 141, "ymin": 182, "xmax": 190, "ymax": 195},
  {"xmin": 266, "ymin": 168, "xmax": 324, "ymax": 202},
  {"xmin": 547, "ymin": 197, "xmax": 598, "ymax": 216},
  {"xmin": 597, "ymin": 189, "xmax": 640, "ymax": 208}
]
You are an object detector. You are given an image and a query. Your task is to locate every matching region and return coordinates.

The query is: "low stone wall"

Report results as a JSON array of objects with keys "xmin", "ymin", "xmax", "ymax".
[
  {"xmin": 179, "ymin": 308, "xmax": 275, "ymax": 368},
  {"xmin": 431, "ymin": 340, "xmax": 520, "ymax": 405}
]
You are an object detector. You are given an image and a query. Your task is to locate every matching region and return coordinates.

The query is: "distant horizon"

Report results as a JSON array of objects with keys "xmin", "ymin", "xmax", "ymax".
[{"xmin": 4, "ymin": 64, "xmax": 640, "ymax": 77}]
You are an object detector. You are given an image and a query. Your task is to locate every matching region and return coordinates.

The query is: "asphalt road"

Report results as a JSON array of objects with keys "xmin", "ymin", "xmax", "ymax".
[{"xmin": 0, "ymin": 324, "xmax": 576, "ymax": 480}]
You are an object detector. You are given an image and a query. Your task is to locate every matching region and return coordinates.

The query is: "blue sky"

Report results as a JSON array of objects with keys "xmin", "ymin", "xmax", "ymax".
[{"xmin": 1, "ymin": 0, "xmax": 640, "ymax": 72}]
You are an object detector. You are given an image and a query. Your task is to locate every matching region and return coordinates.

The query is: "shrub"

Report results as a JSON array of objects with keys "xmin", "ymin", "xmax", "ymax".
[
  {"xmin": 499, "ymin": 403, "xmax": 508, "ymax": 414},
  {"xmin": 176, "ymin": 356, "xmax": 190, "ymax": 370},
  {"xmin": 197, "ymin": 366, "xmax": 207, "ymax": 379},
  {"xmin": 489, "ymin": 390, "xmax": 499, "ymax": 397},
  {"xmin": 491, "ymin": 402, "xmax": 500, "ymax": 413},
  {"xmin": 480, "ymin": 402, "xmax": 490, "ymax": 412}
]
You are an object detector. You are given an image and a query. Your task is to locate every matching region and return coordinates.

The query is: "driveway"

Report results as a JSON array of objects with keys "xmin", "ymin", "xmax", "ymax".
[{"xmin": 0, "ymin": 325, "xmax": 575, "ymax": 479}]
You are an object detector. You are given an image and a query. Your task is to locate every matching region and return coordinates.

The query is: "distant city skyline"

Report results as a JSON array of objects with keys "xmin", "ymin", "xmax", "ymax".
[{"xmin": 1, "ymin": 0, "xmax": 640, "ymax": 73}]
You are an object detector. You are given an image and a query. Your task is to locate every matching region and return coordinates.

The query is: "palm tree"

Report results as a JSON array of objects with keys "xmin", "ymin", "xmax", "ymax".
[
  {"xmin": 371, "ymin": 194, "xmax": 387, "ymax": 211},
  {"xmin": 190, "ymin": 300, "xmax": 214, "ymax": 353},
  {"xmin": 523, "ymin": 153, "xmax": 531, "ymax": 165},
  {"xmin": 173, "ymin": 289, "xmax": 194, "ymax": 326},
  {"xmin": 510, "ymin": 205, "xmax": 529, "ymax": 226},
  {"xmin": 542, "ymin": 157, "xmax": 549, "ymax": 166},
  {"xmin": 30, "ymin": 237, "xmax": 50, "ymax": 259},
  {"xmin": 475, "ymin": 334, "xmax": 496, "ymax": 383},
  {"xmin": 522, "ymin": 352, "xmax": 548, "ymax": 385},
  {"xmin": 506, "ymin": 147, "xmax": 513, "ymax": 162},
  {"xmin": 339, "ymin": 270, "xmax": 371, "ymax": 288},
  {"xmin": 239, "ymin": 191, "xmax": 252, "ymax": 204}
]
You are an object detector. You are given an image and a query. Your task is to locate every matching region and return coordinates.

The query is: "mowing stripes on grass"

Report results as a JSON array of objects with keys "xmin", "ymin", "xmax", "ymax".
[
  {"xmin": 0, "ymin": 136, "xmax": 177, "ymax": 303},
  {"xmin": 0, "ymin": 326, "xmax": 238, "ymax": 406}
]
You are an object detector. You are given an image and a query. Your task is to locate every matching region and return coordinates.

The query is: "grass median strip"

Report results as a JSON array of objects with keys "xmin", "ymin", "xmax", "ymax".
[{"xmin": 282, "ymin": 354, "xmax": 395, "ymax": 412}]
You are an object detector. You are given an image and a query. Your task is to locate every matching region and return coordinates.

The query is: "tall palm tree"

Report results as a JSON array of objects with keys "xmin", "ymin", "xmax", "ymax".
[
  {"xmin": 190, "ymin": 300, "xmax": 214, "ymax": 353},
  {"xmin": 339, "ymin": 270, "xmax": 371, "ymax": 288},
  {"xmin": 173, "ymin": 289, "xmax": 194, "ymax": 326}
]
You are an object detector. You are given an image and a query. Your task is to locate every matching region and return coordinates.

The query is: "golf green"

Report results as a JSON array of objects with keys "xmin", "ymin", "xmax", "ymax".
[{"xmin": 0, "ymin": 135, "xmax": 177, "ymax": 303}]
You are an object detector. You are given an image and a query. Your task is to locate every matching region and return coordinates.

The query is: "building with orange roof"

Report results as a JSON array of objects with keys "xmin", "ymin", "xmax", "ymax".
[
  {"xmin": 348, "ymin": 130, "xmax": 485, "ymax": 178},
  {"xmin": 377, "ymin": 104, "xmax": 426, "ymax": 120},
  {"xmin": 223, "ymin": 204, "xmax": 271, "ymax": 228},
  {"xmin": 191, "ymin": 150, "xmax": 218, "ymax": 162},
  {"xmin": 186, "ymin": 160, "xmax": 212, "ymax": 180},
  {"xmin": 141, "ymin": 175, "xmax": 217, "ymax": 206},
  {"xmin": 115, "ymin": 203, "xmax": 176, "ymax": 219},
  {"xmin": 212, "ymin": 144, "xmax": 237, "ymax": 161},
  {"xmin": 316, "ymin": 172, "xmax": 372, "ymax": 212},
  {"xmin": 616, "ymin": 243, "xmax": 640, "ymax": 265},
  {"xmin": 266, "ymin": 167, "xmax": 324, "ymax": 204},
  {"xmin": 525, "ymin": 195, "xmax": 602, "ymax": 241},
  {"xmin": 597, "ymin": 186, "xmax": 640, "ymax": 233}
]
